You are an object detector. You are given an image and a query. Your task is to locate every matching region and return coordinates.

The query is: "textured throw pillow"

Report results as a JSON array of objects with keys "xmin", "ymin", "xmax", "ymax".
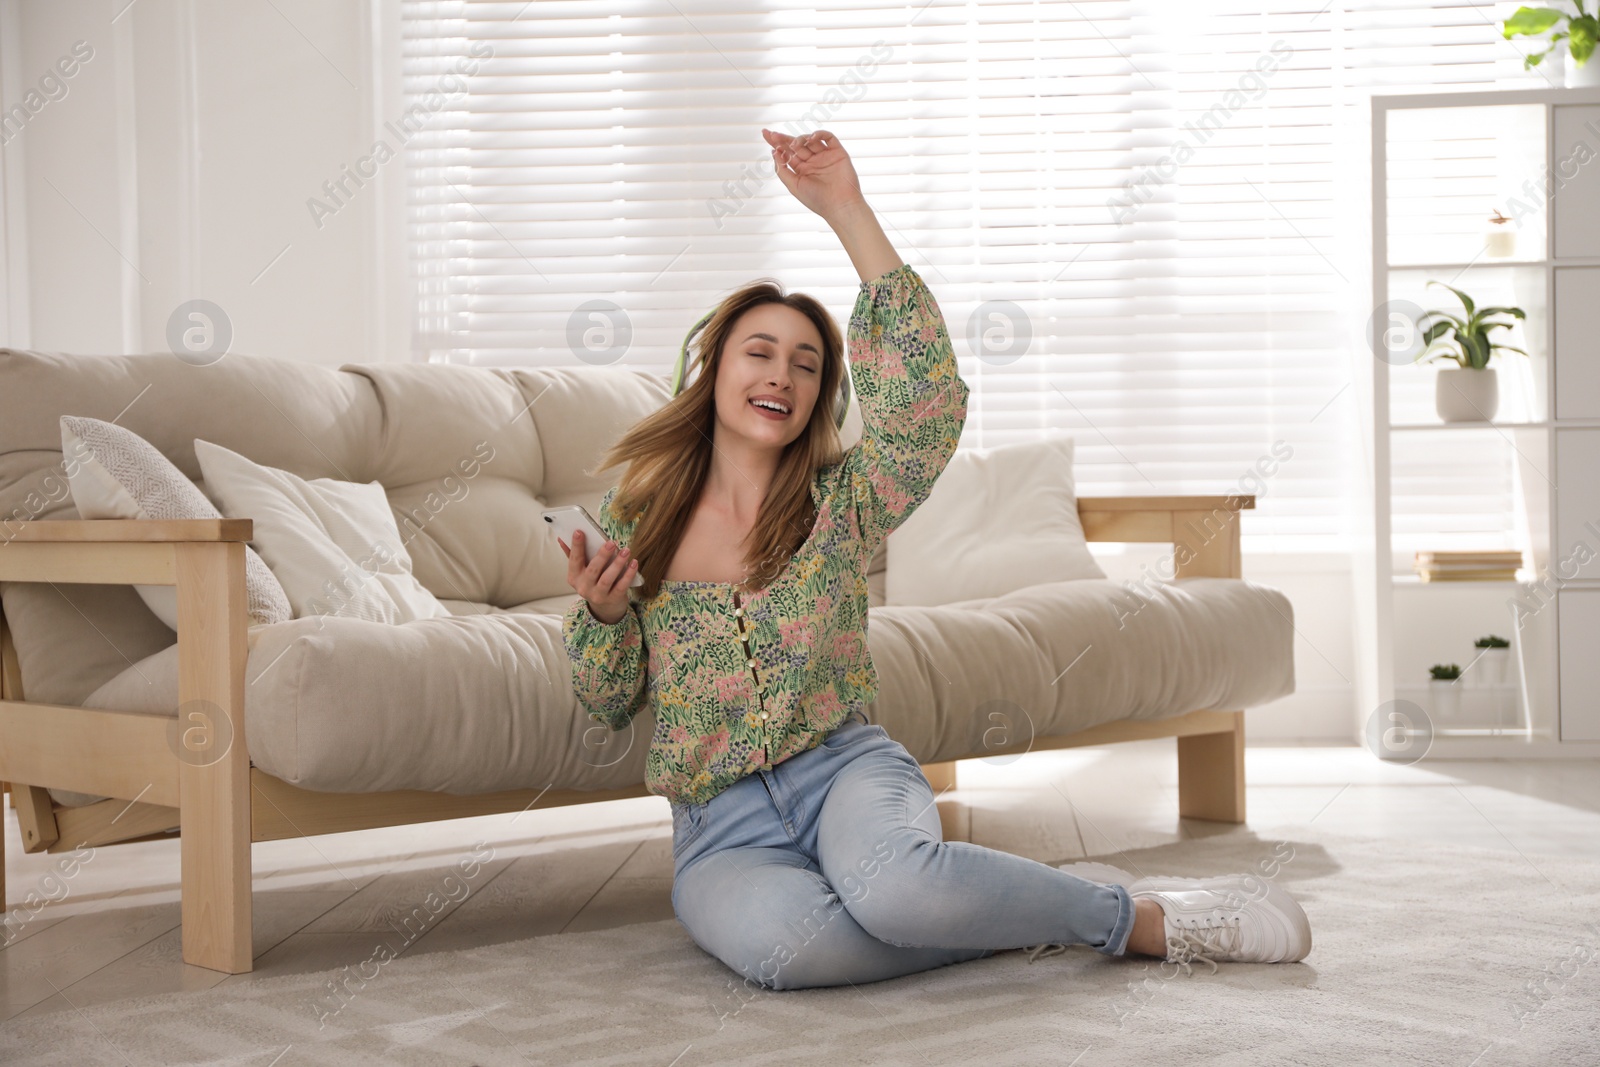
[
  {"xmin": 58, "ymin": 415, "xmax": 294, "ymax": 630},
  {"xmin": 885, "ymin": 431, "xmax": 1105, "ymax": 606},
  {"xmin": 193, "ymin": 438, "xmax": 451, "ymax": 625}
]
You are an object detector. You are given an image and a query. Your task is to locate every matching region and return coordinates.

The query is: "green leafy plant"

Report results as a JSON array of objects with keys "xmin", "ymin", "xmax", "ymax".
[
  {"xmin": 1475, "ymin": 634, "xmax": 1511, "ymax": 648},
  {"xmin": 1503, "ymin": 2, "xmax": 1599, "ymax": 70},
  {"xmin": 1430, "ymin": 663, "xmax": 1463, "ymax": 680},
  {"xmin": 1415, "ymin": 281, "xmax": 1528, "ymax": 370}
]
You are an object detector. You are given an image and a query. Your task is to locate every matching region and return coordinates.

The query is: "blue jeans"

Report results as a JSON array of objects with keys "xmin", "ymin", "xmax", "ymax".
[{"xmin": 669, "ymin": 708, "xmax": 1136, "ymax": 990}]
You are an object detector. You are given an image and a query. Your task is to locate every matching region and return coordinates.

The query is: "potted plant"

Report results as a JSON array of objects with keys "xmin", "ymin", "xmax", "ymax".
[
  {"xmin": 1503, "ymin": 3, "xmax": 1600, "ymax": 88},
  {"xmin": 1428, "ymin": 663, "xmax": 1463, "ymax": 721},
  {"xmin": 1472, "ymin": 634, "xmax": 1512, "ymax": 687},
  {"xmin": 1414, "ymin": 281, "xmax": 1528, "ymax": 423}
]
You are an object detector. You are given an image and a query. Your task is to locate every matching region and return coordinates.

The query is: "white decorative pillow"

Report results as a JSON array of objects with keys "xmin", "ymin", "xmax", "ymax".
[
  {"xmin": 193, "ymin": 439, "xmax": 451, "ymax": 625},
  {"xmin": 885, "ymin": 431, "xmax": 1105, "ymax": 606},
  {"xmin": 58, "ymin": 415, "xmax": 293, "ymax": 630}
]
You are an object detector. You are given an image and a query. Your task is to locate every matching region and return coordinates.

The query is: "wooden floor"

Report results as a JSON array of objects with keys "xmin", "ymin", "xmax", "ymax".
[{"xmin": 4, "ymin": 740, "xmax": 1599, "ymax": 1021}]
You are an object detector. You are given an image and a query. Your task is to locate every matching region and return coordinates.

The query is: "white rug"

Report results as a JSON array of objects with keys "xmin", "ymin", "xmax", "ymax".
[{"xmin": 3, "ymin": 824, "xmax": 1597, "ymax": 1066}]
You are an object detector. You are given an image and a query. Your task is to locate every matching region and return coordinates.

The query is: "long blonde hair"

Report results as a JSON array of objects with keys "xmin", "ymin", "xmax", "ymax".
[{"xmin": 591, "ymin": 278, "xmax": 848, "ymax": 599}]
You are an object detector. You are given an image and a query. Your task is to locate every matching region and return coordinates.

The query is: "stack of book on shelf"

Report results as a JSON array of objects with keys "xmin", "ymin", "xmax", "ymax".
[{"xmin": 1413, "ymin": 550, "xmax": 1523, "ymax": 582}]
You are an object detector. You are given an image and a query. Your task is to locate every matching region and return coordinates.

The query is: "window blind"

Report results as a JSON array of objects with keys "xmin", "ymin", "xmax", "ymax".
[{"xmin": 399, "ymin": 0, "xmax": 1539, "ymax": 556}]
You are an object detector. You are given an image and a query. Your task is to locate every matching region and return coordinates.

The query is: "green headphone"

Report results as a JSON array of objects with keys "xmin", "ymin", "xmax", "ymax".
[{"xmin": 670, "ymin": 307, "xmax": 852, "ymax": 430}]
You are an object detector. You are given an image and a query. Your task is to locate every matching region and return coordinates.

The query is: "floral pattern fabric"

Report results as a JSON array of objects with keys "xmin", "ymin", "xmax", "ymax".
[{"xmin": 561, "ymin": 262, "xmax": 970, "ymax": 806}]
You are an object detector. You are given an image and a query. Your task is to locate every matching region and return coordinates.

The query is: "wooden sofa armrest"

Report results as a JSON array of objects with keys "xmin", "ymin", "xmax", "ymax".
[
  {"xmin": 2, "ymin": 517, "xmax": 253, "ymax": 541},
  {"xmin": 0, "ymin": 519, "xmax": 254, "ymax": 586},
  {"xmin": 0, "ymin": 517, "xmax": 253, "ymax": 972},
  {"xmin": 1076, "ymin": 493, "xmax": 1254, "ymax": 580}
]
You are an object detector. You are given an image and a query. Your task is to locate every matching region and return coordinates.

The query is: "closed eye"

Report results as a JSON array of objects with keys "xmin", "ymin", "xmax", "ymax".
[{"xmin": 749, "ymin": 350, "xmax": 817, "ymax": 373}]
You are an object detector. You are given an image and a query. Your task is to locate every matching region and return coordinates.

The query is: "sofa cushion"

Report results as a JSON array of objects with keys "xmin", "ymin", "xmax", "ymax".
[
  {"xmin": 886, "ymin": 431, "xmax": 1105, "ymax": 605},
  {"xmin": 72, "ymin": 575, "xmax": 1294, "ymax": 800},
  {"xmin": 58, "ymin": 415, "xmax": 293, "ymax": 629},
  {"xmin": 193, "ymin": 438, "xmax": 452, "ymax": 624}
]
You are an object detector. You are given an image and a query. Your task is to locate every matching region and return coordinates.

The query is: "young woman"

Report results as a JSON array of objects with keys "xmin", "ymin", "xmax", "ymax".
[{"xmin": 558, "ymin": 127, "xmax": 1312, "ymax": 991}]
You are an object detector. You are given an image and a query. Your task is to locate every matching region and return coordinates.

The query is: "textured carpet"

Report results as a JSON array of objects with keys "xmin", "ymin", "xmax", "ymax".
[{"xmin": 2, "ymin": 824, "xmax": 1597, "ymax": 1066}]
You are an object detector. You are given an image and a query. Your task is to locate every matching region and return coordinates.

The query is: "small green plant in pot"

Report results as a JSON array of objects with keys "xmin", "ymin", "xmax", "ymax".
[
  {"xmin": 1428, "ymin": 662, "xmax": 1463, "ymax": 722},
  {"xmin": 1415, "ymin": 281, "xmax": 1528, "ymax": 423},
  {"xmin": 1472, "ymin": 634, "xmax": 1512, "ymax": 687},
  {"xmin": 1503, "ymin": 3, "xmax": 1600, "ymax": 87}
]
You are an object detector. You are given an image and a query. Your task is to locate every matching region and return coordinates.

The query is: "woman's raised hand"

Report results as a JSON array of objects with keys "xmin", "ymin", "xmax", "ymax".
[
  {"xmin": 558, "ymin": 529, "xmax": 638, "ymax": 625},
  {"xmin": 762, "ymin": 128, "xmax": 865, "ymax": 221}
]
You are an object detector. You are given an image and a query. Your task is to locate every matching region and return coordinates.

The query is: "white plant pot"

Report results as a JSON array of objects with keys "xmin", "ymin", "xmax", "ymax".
[
  {"xmin": 1435, "ymin": 366, "xmax": 1498, "ymax": 422},
  {"xmin": 1474, "ymin": 646, "xmax": 1511, "ymax": 687},
  {"xmin": 1429, "ymin": 679, "xmax": 1462, "ymax": 722},
  {"xmin": 1484, "ymin": 225, "xmax": 1516, "ymax": 258},
  {"xmin": 1568, "ymin": 57, "xmax": 1600, "ymax": 88}
]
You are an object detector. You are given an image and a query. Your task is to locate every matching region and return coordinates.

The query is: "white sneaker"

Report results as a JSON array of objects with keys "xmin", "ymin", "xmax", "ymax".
[{"xmin": 1134, "ymin": 878, "xmax": 1312, "ymax": 972}]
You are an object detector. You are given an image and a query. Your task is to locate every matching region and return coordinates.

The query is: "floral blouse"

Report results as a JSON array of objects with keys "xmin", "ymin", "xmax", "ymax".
[{"xmin": 561, "ymin": 262, "xmax": 970, "ymax": 806}]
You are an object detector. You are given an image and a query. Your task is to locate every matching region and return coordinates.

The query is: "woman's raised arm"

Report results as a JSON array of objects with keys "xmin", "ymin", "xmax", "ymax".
[{"xmin": 763, "ymin": 128, "xmax": 902, "ymax": 284}]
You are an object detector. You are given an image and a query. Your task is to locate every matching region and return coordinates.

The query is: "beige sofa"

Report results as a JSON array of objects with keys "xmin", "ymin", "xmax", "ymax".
[{"xmin": 0, "ymin": 345, "xmax": 1295, "ymax": 975}]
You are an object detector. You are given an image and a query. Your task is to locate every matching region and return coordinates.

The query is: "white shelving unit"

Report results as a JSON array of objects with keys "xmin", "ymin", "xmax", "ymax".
[{"xmin": 1360, "ymin": 86, "xmax": 1600, "ymax": 758}]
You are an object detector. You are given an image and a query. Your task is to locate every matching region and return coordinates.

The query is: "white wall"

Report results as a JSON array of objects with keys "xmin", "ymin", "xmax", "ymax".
[
  {"xmin": 0, "ymin": 0, "xmax": 406, "ymax": 363},
  {"xmin": 0, "ymin": 0, "xmax": 1368, "ymax": 743}
]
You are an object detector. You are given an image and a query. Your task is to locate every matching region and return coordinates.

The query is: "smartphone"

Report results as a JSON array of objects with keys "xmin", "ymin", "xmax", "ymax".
[{"xmin": 543, "ymin": 504, "xmax": 644, "ymax": 589}]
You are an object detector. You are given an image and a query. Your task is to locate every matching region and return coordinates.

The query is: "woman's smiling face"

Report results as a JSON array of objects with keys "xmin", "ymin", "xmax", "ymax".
[{"xmin": 713, "ymin": 303, "xmax": 826, "ymax": 449}]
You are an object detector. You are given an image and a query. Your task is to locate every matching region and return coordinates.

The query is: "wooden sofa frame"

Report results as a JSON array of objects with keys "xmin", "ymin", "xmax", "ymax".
[{"xmin": 0, "ymin": 493, "xmax": 1254, "ymax": 974}]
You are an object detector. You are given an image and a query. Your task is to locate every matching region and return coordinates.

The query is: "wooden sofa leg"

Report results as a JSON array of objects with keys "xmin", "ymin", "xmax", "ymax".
[
  {"xmin": 1176, "ymin": 711, "xmax": 1246, "ymax": 823},
  {"xmin": 12, "ymin": 784, "xmax": 59, "ymax": 852},
  {"xmin": 176, "ymin": 542, "xmax": 253, "ymax": 974}
]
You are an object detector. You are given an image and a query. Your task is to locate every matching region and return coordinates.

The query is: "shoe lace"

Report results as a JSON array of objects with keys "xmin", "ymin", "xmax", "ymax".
[
  {"xmin": 1023, "ymin": 942, "xmax": 1069, "ymax": 963},
  {"xmin": 1163, "ymin": 914, "xmax": 1242, "ymax": 976}
]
